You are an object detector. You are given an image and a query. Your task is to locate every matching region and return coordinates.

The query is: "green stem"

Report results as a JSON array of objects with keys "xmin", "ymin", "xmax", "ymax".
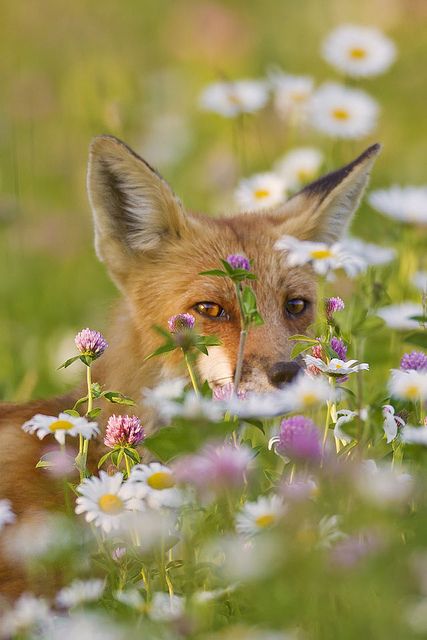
[
  {"xmin": 86, "ymin": 365, "xmax": 93, "ymax": 415},
  {"xmin": 125, "ymin": 454, "xmax": 131, "ymax": 479},
  {"xmin": 322, "ymin": 399, "xmax": 332, "ymax": 456},
  {"xmin": 233, "ymin": 329, "xmax": 248, "ymax": 393},
  {"xmin": 184, "ymin": 352, "xmax": 200, "ymax": 396}
]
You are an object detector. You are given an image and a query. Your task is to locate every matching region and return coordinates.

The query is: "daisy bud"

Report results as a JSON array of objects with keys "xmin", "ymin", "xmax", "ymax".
[
  {"xmin": 104, "ymin": 415, "xmax": 145, "ymax": 449},
  {"xmin": 330, "ymin": 337, "xmax": 347, "ymax": 361},
  {"xmin": 400, "ymin": 351, "xmax": 427, "ymax": 372},
  {"xmin": 168, "ymin": 313, "xmax": 196, "ymax": 333},
  {"xmin": 226, "ymin": 254, "xmax": 250, "ymax": 271},
  {"xmin": 74, "ymin": 328, "xmax": 108, "ymax": 359},
  {"xmin": 277, "ymin": 415, "xmax": 321, "ymax": 462},
  {"xmin": 325, "ymin": 296, "xmax": 345, "ymax": 321}
]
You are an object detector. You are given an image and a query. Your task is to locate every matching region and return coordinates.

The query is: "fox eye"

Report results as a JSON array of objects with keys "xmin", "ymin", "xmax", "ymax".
[
  {"xmin": 285, "ymin": 298, "xmax": 307, "ymax": 316},
  {"xmin": 193, "ymin": 301, "xmax": 226, "ymax": 319}
]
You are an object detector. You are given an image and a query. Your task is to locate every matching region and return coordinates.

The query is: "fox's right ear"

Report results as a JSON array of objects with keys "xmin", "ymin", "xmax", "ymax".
[{"xmin": 87, "ymin": 135, "xmax": 188, "ymax": 285}]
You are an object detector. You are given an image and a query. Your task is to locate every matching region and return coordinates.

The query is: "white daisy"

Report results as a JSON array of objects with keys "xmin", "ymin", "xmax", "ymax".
[
  {"xmin": 236, "ymin": 495, "xmax": 285, "ymax": 536},
  {"xmin": 389, "ymin": 369, "xmax": 427, "ymax": 403},
  {"xmin": 322, "ymin": 24, "xmax": 396, "ymax": 78},
  {"xmin": 274, "ymin": 147, "xmax": 323, "ymax": 191},
  {"xmin": 127, "ymin": 463, "xmax": 183, "ymax": 509},
  {"xmin": 275, "ymin": 235, "xmax": 366, "ymax": 277},
  {"xmin": 160, "ymin": 392, "xmax": 224, "ymax": 422},
  {"xmin": 368, "ymin": 186, "xmax": 427, "ymax": 225},
  {"xmin": 377, "ymin": 302, "xmax": 424, "ymax": 330},
  {"xmin": 225, "ymin": 390, "xmax": 294, "ymax": 418},
  {"xmin": 304, "ymin": 355, "xmax": 369, "ymax": 376},
  {"xmin": 199, "ymin": 79, "xmax": 268, "ymax": 118},
  {"xmin": 43, "ymin": 612, "xmax": 124, "ymax": 640},
  {"xmin": 75, "ymin": 471, "xmax": 133, "ymax": 533},
  {"xmin": 234, "ymin": 172, "xmax": 286, "ymax": 212},
  {"xmin": 148, "ymin": 592, "xmax": 185, "ymax": 622},
  {"xmin": 340, "ymin": 236, "xmax": 397, "ymax": 267},
  {"xmin": 22, "ymin": 412, "xmax": 99, "ymax": 446},
  {"xmin": 401, "ymin": 426, "xmax": 427, "ymax": 446},
  {"xmin": 310, "ymin": 82, "xmax": 379, "ymax": 139},
  {"xmin": 0, "ymin": 499, "xmax": 15, "ymax": 530},
  {"xmin": 269, "ymin": 70, "xmax": 314, "ymax": 123},
  {"xmin": 56, "ymin": 578, "xmax": 105, "ymax": 609},
  {"xmin": 383, "ymin": 405, "xmax": 405, "ymax": 443},
  {"xmin": 280, "ymin": 373, "xmax": 336, "ymax": 411},
  {"xmin": 334, "ymin": 410, "xmax": 358, "ymax": 443},
  {"xmin": 318, "ymin": 515, "xmax": 346, "ymax": 549},
  {"xmin": 413, "ymin": 271, "xmax": 427, "ymax": 292},
  {"xmin": 355, "ymin": 460, "xmax": 413, "ymax": 507},
  {"xmin": 0, "ymin": 594, "xmax": 51, "ymax": 638}
]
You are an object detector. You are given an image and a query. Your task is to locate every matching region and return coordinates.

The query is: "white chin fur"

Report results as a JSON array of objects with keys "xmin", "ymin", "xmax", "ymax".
[{"xmin": 197, "ymin": 346, "xmax": 234, "ymax": 389}]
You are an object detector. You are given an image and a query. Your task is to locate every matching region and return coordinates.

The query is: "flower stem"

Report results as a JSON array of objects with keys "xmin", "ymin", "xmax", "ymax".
[
  {"xmin": 184, "ymin": 352, "xmax": 200, "ymax": 396},
  {"xmin": 233, "ymin": 329, "xmax": 248, "ymax": 393}
]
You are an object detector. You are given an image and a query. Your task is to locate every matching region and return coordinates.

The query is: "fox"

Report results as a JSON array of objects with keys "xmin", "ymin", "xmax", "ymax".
[{"xmin": 0, "ymin": 135, "xmax": 381, "ymax": 597}]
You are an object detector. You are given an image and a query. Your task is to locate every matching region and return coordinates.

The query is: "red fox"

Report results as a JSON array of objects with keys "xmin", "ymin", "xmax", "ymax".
[{"xmin": 0, "ymin": 136, "xmax": 380, "ymax": 596}]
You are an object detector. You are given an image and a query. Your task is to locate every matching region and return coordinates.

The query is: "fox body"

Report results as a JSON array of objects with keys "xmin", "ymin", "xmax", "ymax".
[{"xmin": 0, "ymin": 136, "xmax": 380, "ymax": 596}]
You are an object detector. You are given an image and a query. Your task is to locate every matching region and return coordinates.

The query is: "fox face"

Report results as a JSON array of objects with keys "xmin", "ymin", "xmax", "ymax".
[{"xmin": 87, "ymin": 137, "xmax": 380, "ymax": 397}]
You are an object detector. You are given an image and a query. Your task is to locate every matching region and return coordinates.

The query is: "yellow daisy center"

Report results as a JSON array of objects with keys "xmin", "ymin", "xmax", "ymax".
[
  {"xmin": 302, "ymin": 393, "xmax": 317, "ymax": 407},
  {"xmin": 405, "ymin": 385, "xmax": 420, "ymax": 399},
  {"xmin": 310, "ymin": 249, "xmax": 333, "ymax": 260},
  {"xmin": 349, "ymin": 47, "xmax": 367, "ymax": 59},
  {"xmin": 147, "ymin": 471, "xmax": 175, "ymax": 491},
  {"xmin": 291, "ymin": 91, "xmax": 307, "ymax": 103},
  {"xmin": 297, "ymin": 168, "xmax": 313, "ymax": 182},
  {"xmin": 335, "ymin": 363, "xmax": 343, "ymax": 369},
  {"xmin": 332, "ymin": 108, "xmax": 350, "ymax": 121},
  {"xmin": 255, "ymin": 513, "xmax": 276, "ymax": 528},
  {"xmin": 254, "ymin": 188, "xmax": 270, "ymax": 199},
  {"xmin": 49, "ymin": 419, "xmax": 73, "ymax": 432},
  {"xmin": 98, "ymin": 494, "xmax": 124, "ymax": 514},
  {"xmin": 228, "ymin": 93, "xmax": 241, "ymax": 106}
]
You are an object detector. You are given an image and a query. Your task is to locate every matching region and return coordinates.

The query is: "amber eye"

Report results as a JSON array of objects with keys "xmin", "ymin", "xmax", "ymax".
[
  {"xmin": 193, "ymin": 301, "xmax": 226, "ymax": 319},
  {"xmin": 285, "ymin": 298, "xmax": 307, "ymax": 316}
]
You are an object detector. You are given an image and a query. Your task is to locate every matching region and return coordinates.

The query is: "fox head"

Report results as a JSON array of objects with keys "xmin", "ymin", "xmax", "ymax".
[{"xmin": 87, "ymin": 136, "xmax": 380, "ymax": 395}]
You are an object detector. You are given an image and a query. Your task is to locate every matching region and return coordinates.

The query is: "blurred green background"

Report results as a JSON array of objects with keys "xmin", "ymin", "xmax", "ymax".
[{"xmin": 1, "ymin": 0, "xmax": 426, "ymax": 401}]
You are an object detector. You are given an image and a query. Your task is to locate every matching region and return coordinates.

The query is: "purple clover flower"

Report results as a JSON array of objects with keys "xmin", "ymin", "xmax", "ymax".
[
  {"xmin": 277, "ymin": 415, "xmax": 321, "ymax": 462},
  {"xmin": 226, "ymin": 254, "xmax": 250, "ymax": 271},
  {"xmin": 330, "ymin": 337, "xmax": 347, "ymax": 361},
  {"xmin": 168, "ymin": 313, "xmax": 196, "ymax": 333},
  {"xmin": 325, "ymin": 297, "xmax": 345, "ymax": 321},
  {"xmin": 400, "ymin": 351, "xmax": 427, "ymax": 371},
  {"xmin": 212, "ymin": 383, "xmax": 247, "ymax": 401},
  {"xmin": 74, "ymin": 328, "xmax": 108, "ymax": 358},
  {"xmin": 104, "ymin": 415, "xmax": 145, "ymax": 449}
]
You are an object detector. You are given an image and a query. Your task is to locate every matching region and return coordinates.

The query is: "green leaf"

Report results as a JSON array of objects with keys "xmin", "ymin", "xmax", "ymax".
[
  {"xmin": 103, "ymin": 391, "xmax": 136, "ymax": 406},
  {"xmin": 57, "ymin": 355, "xmax": 82, "ymax": 370},
  {"xmin": 63, "ymin": 409, "xmax": 81, "ymax": 417},
  {"xmin": 353, "ymin": 315, "xmax": 385, "ymax": 337},
  {"xmin": 290, "ymin": 342, "xmax": 313, "ymax": 359},
  {"xmin": 242, "ymin": 418, "xmax": 265, "ymax": 432},
  {"xmin": 404, "ymin": 331, "xmax": 427, "ymax": 349},
  {"xmin": 36, "ymin": 459, "xmax": 55, "ymax": 469},
  {"xmin": 199, "ymin": 269, "xmax": 229, "ymax": 278},
  {"xmin": 98, "ymin": 451, "xmax": 113, "ymax": 469},
  {"xmin": 124, "ymin": 448, "xmax": 141, "ymax": 464},
  {"xmin": 200, "ymin": 336, "xmax": 222, "ymax": 347},
  {"xmin": 153, "ymin": 325, "xmax": 173, "ymax": 339},
  {"xmin": 117, "ymin": 449, "xmax": 124, "ymax": 466},
  {"xmin": 87, "ymin": 407, "xmax": 102, "ymax": 419},
  {"xmin": 409, "ymin": 315, "xmax": 427, "ymax": 323},
  {"xmin": 144, "ymin": 343, "xmax": 177, "ymax": 361},
  {"xmin": 288, "ymin": 334, "xmax": 319, "ymax": 343}
]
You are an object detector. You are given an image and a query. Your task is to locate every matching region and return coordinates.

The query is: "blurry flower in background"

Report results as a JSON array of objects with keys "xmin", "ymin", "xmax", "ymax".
[
  {"xmin": 368, "ymin": 186, "xmax": 427, "ymax": 224},
  {"xmin": 269, "ymin": 70, "xmax": 314, "ymax": 124},
  {"xmin": 355, "ymin": 459, "xmax": 413, "ymax": 507},
  {"xmin": 56, "ymin": 578, "xmax": 105, "ymax": 609},
  {"xmin": 203, "ymin": 534, "xmax": 279, "ymax": 582},
  {"xmin": 42, "ymin": 611, "xmax": 125, "ymax": 640},
  {"xmin": 0, "ymin": 594, "xmax": 51, "ymax": 639},
  {"xmin": 139, "ymin": 113, "xmax": 193, "ymax": 168},
  {"xmin": 389, "ymin": 369, "xmax": 427, "ymax": 402},
  {"xmin": 234, "ymin": 172, "xmax": 286, "ymax": 211},
  {"xmin": 309, "ymin": 82, "xmax": 379, "ymax": 139},
  {"xmin": 322, "ymin": 24, "xmax": 396, "ymax": 78},
  {"xmin": 0, "ymin": 499, "xmax": 15, "ymax": 531},
  {"xmin": 236, "ymin": 495, "xmax": 286, "ymax": 536},
  {"xmin": 401, "ymin": 351, "xmax": 427, "ymax": 372},
  {"xmin": 199, "ymin": 79, "xmax": 268, "ymax": 117},
  {"xmin": 413, "ymin": 271, "xmax": 427, "ymax": 291},
  {"xmin": 280, "ymin": 374, "xmax": 336, "ymax": 411},
  {"xmin": 148, "ymin": 592, "xmax": 185, "ymax": 622},
  {"xmin": 377, "ymin": 302, "xmax": 424, "ymax": 330},
  {"xmin": 382, "ymin": 404, "xmax": 405, "ymax": 443},
  {"xmin": 22, "ymin": 413, "xmax": 99, "ymax": 446},
  {"xmin": 340, "ymin": 236, "xmax": 397, "ymax": 267},
  {"xmin": 274, "ymin": 147, "xmax": 323, "ymax": 191},
  {"xmin": 270, "ymin": 415, "xmax": 321, "ymax": 463},
  {"xmin": 401, "ymin": 426, "xmax": 427, "ymax": 446}
]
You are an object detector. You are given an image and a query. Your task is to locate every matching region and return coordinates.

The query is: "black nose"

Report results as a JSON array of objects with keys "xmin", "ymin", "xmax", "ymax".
[{"xmin": 268, "ymin": 361, "xmax": 301, "ymax": 388}]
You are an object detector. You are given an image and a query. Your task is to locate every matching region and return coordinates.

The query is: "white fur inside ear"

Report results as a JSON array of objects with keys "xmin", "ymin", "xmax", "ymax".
[{"xmin": 197, "ymin": 347, "xmax": 234, "ymax": 388}]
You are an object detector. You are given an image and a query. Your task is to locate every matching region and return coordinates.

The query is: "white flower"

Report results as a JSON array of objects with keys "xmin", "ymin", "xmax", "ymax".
[
  {"xmin": 401, "ymin": 426, "xmax": 427, "ymax": 446},
  {"xmin": 160, "ymin": 392, "xmax": 224, "ymax": 422},
  {"xmin": 0, "ymin": 499, "xmax": 15, "ymax": 530},
  {"xmin": 148, "ymin": 592, "xmax": 185, "ymax": 622},
  {"xmin": 126, "ymin": 463, "xmax": 183, "ymax": 509},
  {"xmin": 114, "ymin": 588, "xmax": 145, "ymax": 611},
  {"xmin": 116, "ymin": 509, "xmax": 178, "ymax": 552},
  {"xmin": 269, "ymin": 70, "xmax": 314, "ymax": 123},
  {"xmin": 322, "ymin": 24, "xmax": 396, "ymax": 77},
  {"xmin": 75, "ymin": 471, "xmax": 133, "ymax": 533},
  {"xmin": 389, "ymin": 369, "xmax": 427, "ymax": 403},
  {"xmin": 43, "ymin": 612, "xmax": 124, "ymax": 640},
  {"xmin": 56, "ymin": 579, "xmax": 105, "ymax": 608},
  {"xmin": 413, "ymin": 271, "xmax": 427, "ymax": 291},
  {"xmin": 304, "ymin": 355, "xmax": 369, "ymax": 376},
  {"xmin": 280, "ymin": 373, "xmax": 336, "ymax": 411},
  {"xmin": 340, "ymin": 236, "xmax": 396, "ymax": 267},
  {"xmin": 355, "ymin": 459, "xmax": 413, "ymax": 507},
  {"xmin": 203, "ymin": 534, "xmax": 278, "ymax": 582},
  {"xmin": 383, "ymin": 405, "xmax": 405, "ymax": 443},
  {"xmin": 0, "ymin": 594, "xmax": 51, "ymax": 638},
  {"xmin": 318, "ymin": 515, "xmax": 346, "ymax": 548},
  {"xmin": 309, "ymin": 82, "xmax": 379, "ymax": 139},
  {"xmin": 334, "ymin": 410, "xmax": 357, "ymax": 443},
  {"xmin": 234, "ymin": 172, "xmax": 286, "ymax": 212},
  {"xmin": 369, "ymin": 186, "xmax": 427, "ymax": 225},
  {"xmin": 142, "ymin": 378, "xmax": 187, "ymax": 409},
  {"xmin": 225, "ymin": 390, "xmax": 293, "ymax": 419},
  {"xmin": 377, "ymin": 302, "xmax": 424, "ymax": 331},
  {"xmin": 275, "ymin": 235, "xmax": 366, "ymax": 277},
  {"xmin": 22, "ymin": 412, "xmax": 99, "ymax": 445},
  {"xmin": 236, "ymin": 495, "xmax": 285, "ymax": 536},
  {"xmin": 274, "ymin": 147, "xmax": 323, "ymax": 191},
  {"xmin": 199, "ymin": 80, "xmax": 268, "ymax": 117},
  {"xmin": 193, "ymin": 585, "xmax": 237, "ymax": 604}
]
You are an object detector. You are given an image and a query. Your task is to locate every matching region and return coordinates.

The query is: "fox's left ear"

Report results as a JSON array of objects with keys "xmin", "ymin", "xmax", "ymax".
[{"xmin": 275, "ymin": 144, "xmax": 381, "ymax": 244}]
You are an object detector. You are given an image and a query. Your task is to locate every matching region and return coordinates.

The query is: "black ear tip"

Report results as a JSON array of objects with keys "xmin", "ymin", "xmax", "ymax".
[{"xmin": 362, "ymin": 142, "xmax": 382, "ymax": 159}]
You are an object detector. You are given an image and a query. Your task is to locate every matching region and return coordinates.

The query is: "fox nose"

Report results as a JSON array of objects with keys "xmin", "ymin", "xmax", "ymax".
[{"xmin": 268, "ymin": 361, "xmax": 301, "ymax": 388}]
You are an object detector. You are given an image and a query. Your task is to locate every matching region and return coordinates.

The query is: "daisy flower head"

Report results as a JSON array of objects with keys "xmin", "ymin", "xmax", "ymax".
[
  {"xmin": 413, "ymin": 271, "xmax": 427, "ymax": 292},
  {"xmin": 355, "ymin": 460, "xmax": 413, "ymax": 507},
  {"xmin": 235, "ymin": 172, "xmax": 286, "ymax": 212},
  {"xmin": 0, "ymin": 499, "xmax": 15, "ymax": 531},
  {"xmin": 270, "ymin": 415, "xmax": 321, "ymax": 462},
  {"xmin": 236, "ymin": 495, "xmax": 285, "ymax": 536},
  {"xmin": 401, "ymin": 351, "xmax": 427, "ymax": 372},
  {"xmin": 75, "ymin": 471, "xmax": 132, "ymax": 533},
  {"xmin": 389, "ymin": 369, "xmax": 427, "ymax": 403},
  {"xmin": 280, "ymin": 373, "xmax": 336, "ymax": 411},
  {"xmin": 304, "ymin": 355, "xmax": 369, "ymax": 377},
  {"xmin": 401, "ymin": 426, "xmax": 427, "ymax": 446},
  {"xmin": 269, "ymin": 70, "xmax": 314, "ymax": 123},
  {"xmin": 309, "ymin": 82, "xmax": 379, "ymax": 139},
  {"xmin": 274, "ymin": 147, "xmax": 323, "ymax": 191},
  {"xmin": 104, "ymin": 414, "xmax": 145, "ymax": 449},
  {"xmin": 127, "ymin": 462, "xmax": 183, "ymax": 509},
  {"xmin": 322, "ymin": 24, "xmax": 396, "ymax": 78},
  {"xmin": 74, "ymin": 328, "xmax": 108, "ymax": 359},
  {"xmin": 148, "ymin": 592, "xmax": 185, "ymax": 622},
  {"xmin": 368, "ymin": 186, "xmax": 427, "ymax": 225},
  {"xmin": 377, "ymin": 302, "xmax": 424, "ymax": 331},
  {"xmin": 56, "ymin": 578, "xmax": 105, "ymax": 609},
  {"xmin": 199, "ymin": 79, "xmax": 268, "ymax": 118},
  {"xmin": 22, "ymin": 412, "xmax": 99, "ymax": 446},
  {"xmin": 340, "ymin": 236, "xmax": 397, "ymax": 267},
  {"xmin": 275, "ymin": 235, "xmax": 366, "ymax": 278},
  {"xmin": 382, "ymin": 405, "xmax": 405, "ymax": 444},
  {"xmin": 0, "ymin": 594, "xmax": 51, "ymax": 639}
]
